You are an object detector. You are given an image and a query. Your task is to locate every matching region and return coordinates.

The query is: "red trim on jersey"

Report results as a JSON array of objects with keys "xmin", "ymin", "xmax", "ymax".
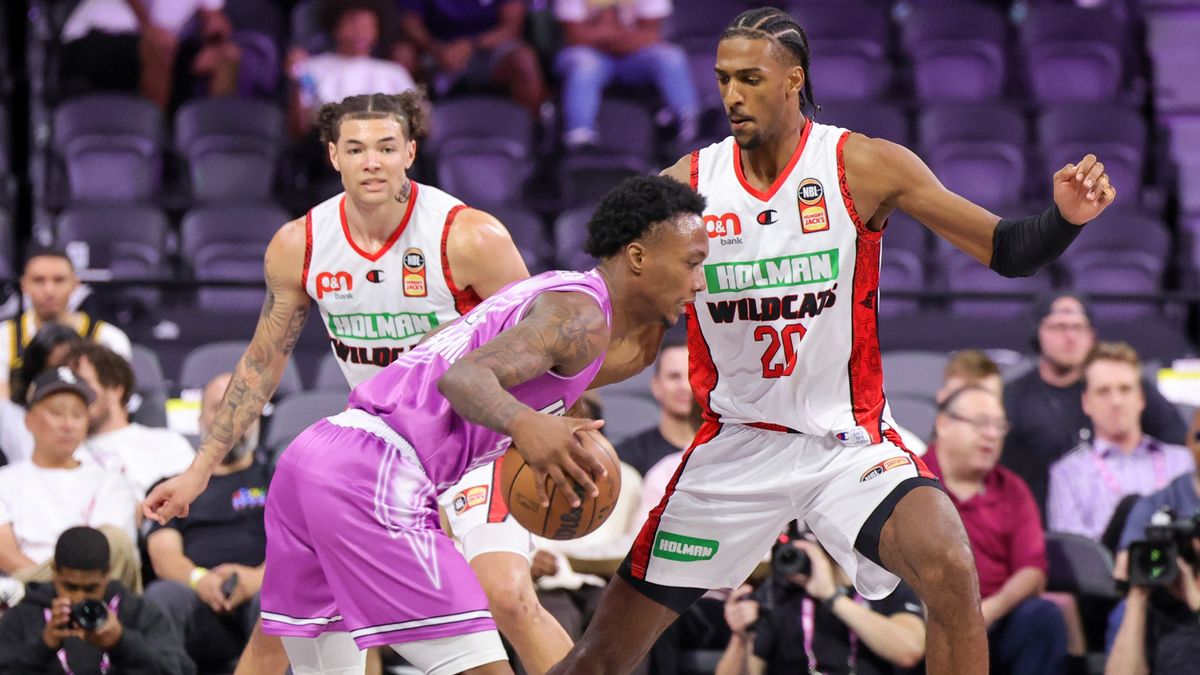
[
  {"xmin": 882, "ymin": 427, "xmax": 935, "ymax": 479},
  {"xmin": 732, "ymin": 118, "xmax": 813, "ymax": 202},
  {"xmin": 338, "ymin": 182, "xmax": 420, "ymax": 263},
  {"xmin": 685, "ymin": 304, "xmax": 719, "ymax": 422},
  {"xmin": 688, "ymin": 150, "xmax": 699, "ymax": 190},
  {"xmin": 629, "ymin": 421, "xmax": 722, "ymax": 579},
  {"xmin": 748, "ymin": 422, "xmax": 797, "ymax": 434},
  {"xmin": 301, "ymin": 210, "xmax": 313, "ymax": 290},
  {"xmin": 440, "ymin": 204, "xmax": 483, "ymax": 315},
  {"xmin": 847, "ymin": 231, "xmax": 885, "ymax": 445},
  {"xmin": 837, "ymin": 131, "xmax": 877, "ymax": 241},
  {"xmin": 487, "ymin": 456, "xmax": 510, "ymax": 523}
]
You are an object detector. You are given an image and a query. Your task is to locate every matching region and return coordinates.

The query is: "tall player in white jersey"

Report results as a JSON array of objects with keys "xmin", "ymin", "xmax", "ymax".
[
  {"xmin": 142, "ymin": 91, "xmax": 580, "ymax": 674},
  {"xmin": 550, "ymin": 7, "xmax": 1119, "ymax": 675}
]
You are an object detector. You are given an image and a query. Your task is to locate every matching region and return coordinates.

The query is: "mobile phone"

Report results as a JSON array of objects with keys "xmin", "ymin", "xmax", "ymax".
[{"xmin": 221, "ymin": 572, "xmax": 239, "ymax": 599}]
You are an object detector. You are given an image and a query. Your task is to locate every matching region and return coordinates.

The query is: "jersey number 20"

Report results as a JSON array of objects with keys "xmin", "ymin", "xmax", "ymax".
[{"xmin": 753, "ymin": 323, "xmax": 807, "ymax": 378}]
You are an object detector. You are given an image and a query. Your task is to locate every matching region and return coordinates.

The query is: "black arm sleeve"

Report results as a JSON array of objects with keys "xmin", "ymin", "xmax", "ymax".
[{"xmin": 988, "ymin": 206, "xmax": 1084, "ymax": 278}]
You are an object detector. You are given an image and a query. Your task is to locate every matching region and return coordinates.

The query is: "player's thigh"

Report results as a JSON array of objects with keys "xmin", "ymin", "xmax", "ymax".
[
  {"xmin": 632, "ymin": 424, "xmax": 796, "ymax": 590},
  {"xmin": 282, "ymin": 633, "xmax": 366, "ymax": 675},
  {"xmin": 391, "ymin": 630, "xmax": 510, "ymax": 675}
]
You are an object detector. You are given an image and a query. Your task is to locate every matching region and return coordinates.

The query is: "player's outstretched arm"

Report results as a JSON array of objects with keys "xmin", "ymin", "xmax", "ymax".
[
  {"xmin": 843, "ymin": 134, "xmax": 1116, "ymax": 278},
  {"xmin": 438, "ymin": 291, "xmax": 610, "ymax": 506},
  {"xmin": 144, "ymin": 220, "xmax": 310, "ymax": 524}
]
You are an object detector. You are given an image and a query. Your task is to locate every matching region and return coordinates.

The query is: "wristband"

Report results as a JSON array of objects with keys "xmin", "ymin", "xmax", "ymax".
[
  {"xmin": 189, "ymin": 567, "xmax": 208, "ymax": 590},
  {"xmin": 822, "ymin": 585, "xmax": 851, "ymax": 609}
]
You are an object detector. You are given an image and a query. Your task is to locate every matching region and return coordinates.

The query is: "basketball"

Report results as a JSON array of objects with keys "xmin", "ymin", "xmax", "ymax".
[{"xmin": 500, "ymin": 429, "xmax": 622, "ymax": 540}]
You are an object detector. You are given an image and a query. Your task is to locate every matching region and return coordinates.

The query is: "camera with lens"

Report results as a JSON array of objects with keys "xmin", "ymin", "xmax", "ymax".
[
  {"xmin": 771, "ymin": 526, "xmax": 811, "ymax": 583},
  {"xmin": 68, "ymin": 599, "xmax": 108, "ymax": 632},
  {"xmin": 1128, "ymin": 507, "xmax": 1200, "ymax": 587}
]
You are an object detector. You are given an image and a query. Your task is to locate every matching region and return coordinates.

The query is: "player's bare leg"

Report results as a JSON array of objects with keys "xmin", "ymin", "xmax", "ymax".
[
  {"xmin": 233, "ymin": 619, "xmax": 289, "ymax": 675},
  {"xmin": 472, "ymin": 552, "xmax": 573, "ymax": 674},
  {"xmin": 546, "ymin": 575, "xmax": 682, "ymax": 674},
  {"xmin": 878, "ymin": 485, "xmax": 988, "ymax": 675},
  {"xmin": 465, "ymin": 663, "xmax": 514, "ymax": 674}
]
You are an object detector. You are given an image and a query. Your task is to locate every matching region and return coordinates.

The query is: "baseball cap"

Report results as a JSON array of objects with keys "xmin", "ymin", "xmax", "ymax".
[
  {"xmin": 1031, "ymin": 291, "xmax": 1094, "ymax": 327},
  {"xmin": 26, "ymin": 367, "xmax": 95, "ymax": 407}
]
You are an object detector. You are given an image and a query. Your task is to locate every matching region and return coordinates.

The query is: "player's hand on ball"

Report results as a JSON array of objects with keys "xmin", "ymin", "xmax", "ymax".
[
  {"xmin": 509, "ymin": 410, "xmax": 608, "ymax": 508},
  {"xmin": 142, "ymin": 466, "xmax": 211, "ymax": 524},
  {"xmin": 1054, "ymin": 153, "xmax": 1116, "ymax": 225}
]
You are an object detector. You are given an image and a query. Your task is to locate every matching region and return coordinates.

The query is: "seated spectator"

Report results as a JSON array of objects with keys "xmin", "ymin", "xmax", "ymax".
[
  {"xmin": 1106, "ymin": 537, "xmax": 1200, "ymax": 675},
  {"xmin": 0, "ymin": 369, "xmax": 139, "ymax": 591},
  {"xmin": 716, "ymin": 530, "xmax": 925, "ymax": 675},
  {"xmin": 144, "ymin": 372, "xmax": 267, "ymax": 672},
  {"xmin": 924, "ymin": 385, "xmax": 1067, "ymax": 675},
  {"xmin": 1003, "ymin": 292, "xmax": 1186, "ymax": 512},
  {"xmin": 937, "ymin": 349, "xmax": 1003, "ymax": 404},
  {"xmin": 553, "ymin": 0, "xmax": 698, "ymax": 149},
  {"xmin": 66, "ymin": 343, "xmax": 195, "ymax": 500},
  {"xmin": 0, "ymin": 247, "xmax": 131, "ymax": 402},
  {"xmin": 0, "ymin": 324, "xmax": 84, "ymax": 466},
  {"xmin": 59, "ymin": 0, "xmax": 241, "ymax": 109},
  {"xmin": 399, "ymin": 0, "xmax": 547, "ymax": 113},
  {"xmin": 1048, "ymin": 342, "xmax": 1194, "ymax": 545},
  {"xmin": 615, "ymin": 336, "xmax": 697, "ymax": 476},
  {"xmin": 0, "ymin": 526, "xmax": 194, "ymax": 675},
  {"xmin": 287, "ymin": 0, "xmax": 417, "ymax": 138}
]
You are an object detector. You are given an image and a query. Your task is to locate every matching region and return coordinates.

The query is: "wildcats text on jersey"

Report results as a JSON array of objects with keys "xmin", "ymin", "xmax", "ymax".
[
  {"xmin": 706, "ymin": 285, "xmax": 837, "ymax": 324},
  {"xmin": 704, "ymin": 249, "xmax": 839, "ymax": 294}
]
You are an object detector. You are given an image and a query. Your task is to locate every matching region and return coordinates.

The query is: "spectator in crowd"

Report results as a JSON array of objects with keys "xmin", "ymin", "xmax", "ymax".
[
  {"xmin": 1048, "ymin": 342, "xmax": 1194, "ymax": 546},
  {"xmin": 399, "ymin": 0, "xmax": 547, "ymax": 113},
  {"xmin": 924, "ymin": 385, "xmax": 1067, "ymax": 675},
  {"xmin": 64, "ymin": 343, "xmax": 195, "ymax": 500},
  {"xmin": 937, "ymin": 349, "xmax": 1003, "ymax": 404},
  {"xmin": 716, "ymin": 532, "xmax": 926, "ymax": 675},
  {"xmin": 0, "ymin": 526, "xmax": 194, "ymax": 675},
  {"xmin": 553, "ymin": 0, "xmax": 699, "ymax": 149},
  {"xmin": 59, "ymin": 0, "xmax": 241, "ymax": 109},
  {"xmin": 144, "ymin": 372, "xmax": 267, "ymax": 673},
  {"xmin": 1003, "ymin": 292, "xmax": 1186, "ymax": 512},
  {"xmin": 0, "ymin": 368, "xmax": 139, "ymax": 590},
  {"xmin": 1106, "ymin": 537, "xmax": 1200, "ymax": 675},
  {"xmin": 615, "ymin": 336, "xmax": 697, "ymax": 476},
  {"xmin": 0, "ymin": 247, "xmax": 131, "ymax": 402},
  {"xmin": 287, "ymin": 0, "xmax": 417, "ymax": 138},
  {"xmin": 0, "ymin": 324, "xmax": 84, "ymax": 466}
]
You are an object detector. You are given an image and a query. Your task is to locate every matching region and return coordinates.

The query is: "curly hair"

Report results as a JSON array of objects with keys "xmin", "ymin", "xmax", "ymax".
[
  {"xmin": 318, "ymin": 0, "xmax": 396, "ymax": 46},
  {"xmin": 65, "ymin": 342, "xmax": 136, "ymax": 408},
  {"xmin": 722, "ymin": 7, "xmax": 818, "ymax": 114},
  {"xmin": 317, "ymin": 89, "xmax": 430, "ymax": 145},
  {"xmin": 584, "ymin": 176, "xmax": 707, "ymax": 259}
]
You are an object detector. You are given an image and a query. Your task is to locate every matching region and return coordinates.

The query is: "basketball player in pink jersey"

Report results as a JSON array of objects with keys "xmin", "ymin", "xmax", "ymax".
[
  {"xmin": 256, "ymin": 175, "xmax": 706, "ymax": 674},
  {"xmin": 549, "ymin": 8, "xmax": 1118, "ymax": 675},
  {"xmin": 141, "ymin": 91, "xmax": 571, "ymax": 673}
]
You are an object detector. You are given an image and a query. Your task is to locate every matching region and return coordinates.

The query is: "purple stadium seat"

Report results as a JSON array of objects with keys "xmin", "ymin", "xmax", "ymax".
[
  {"xmin": 553, "ymin": 206, "xmax": 600, "ymax": 272},
  {"xmin": 487, "ymin": 206, "xmax": 553, "ymax": 274},
  {"xmin": 53, "ymin": 94, "xmax": 162, "ymax": 203},
  {"xmin": 942, "ymin": 248, "xmax": 1055, "ymax": 318},
  {"xmin": 788, "ymin": 1, "xmax": 891, "ymax": 101},
  {"xmin": 181, "ymin": 204, "xmax": 291, "ymax": 311},
  {"xmin": 289, "ymin": 0, "xmax": 330, "ymax": 53},
  {"xmin": 54, "ymin": 204, "xmax": 168, "ymax": 273},
  {"xmin": 818, "ymin": 102, "xmax": 909, "ymax": 146},
  {"xmin": 901, "ymin": 5, "xmax": 1008, "ymax": 102},
  {"xmin": 1037, "ymin": 105, "xmax": 1145, "ymax": 202},
  {"xmin": 880, "ymin": 212, "xmax": 929, "ymax": 317},
  {"xmin": 175, "ymin": 97, "xmax": 284, "ymax": 204},
  {"xmin": 0, "ymin": 208, "xmax": 12, "ymax": 280},
  {"xmin": 664, "ymin": 0, "xmax": 750, "ymax": 53},
  {"xmin": 428, "ymin": 97, "xmax": 534, "ymax": 208},
  {"xmin": 561, "ymin": 100, "xmax": 657, "ymax": 207},
  {"xmin": 1060, "ymin": 209, "xmax": 1169, "ymax": 320},
  {"xmin": 919, "ymin": 104, "xmax": 1028, "ymax": 209},
  {"xmin": 1019, "ymin": 6, "xmax": 1125, "ymax": 103}
]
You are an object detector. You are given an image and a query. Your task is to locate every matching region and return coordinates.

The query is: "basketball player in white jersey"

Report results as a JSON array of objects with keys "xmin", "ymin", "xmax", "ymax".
[
  {"xmin": 549, "ymin": 7, "xmax": 1119, "ymax": 675},
  {"xmin": 143, "ymin": 91, "xmax": 582, "ymax": 674}
]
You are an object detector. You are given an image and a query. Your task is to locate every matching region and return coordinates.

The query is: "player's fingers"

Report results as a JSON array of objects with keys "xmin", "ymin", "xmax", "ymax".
[
  {"xmin": 1083, "ymin": 161, "xmax": 1105, "ymax": 190},
  {"xmin": 567, "ymin": 416, "xmax": 605, "ymax": 431},
  {"xmin": 547, "ymin": 464, "xmax": 581, "ymax": 508},
  {"xmin": 1054, "ymin": 163, "xmax": 1077, "ymax": 183},
  {"xmin": 1098, "ymin": 182, "xmax": 1117, "ymax": 205},
  {"xmin": 572, "ymin": 439, "xmax": 609, "ymax": 484},
  {"xmin": 1088, "ymin": 174, "xmax": 1111, "ymax": 202},
  {"xmin": 563, "ymin": 451, "xmax": 600, "ymax": 500},
  {"xmin": 532, "ymin": 468, "xmax": 551, "ymax": 507},
  {"xmin": 1073, "ymin": 154, "xmax": 1097, "ymax": 183}
]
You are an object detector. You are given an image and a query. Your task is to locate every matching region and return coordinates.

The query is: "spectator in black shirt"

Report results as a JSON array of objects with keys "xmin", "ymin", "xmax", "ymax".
[
  {"xmin": 0, "ymin": 526, "xmax": 193, "ymax": 675},
  {"xmin": 615, "ymin": 336, "xmax": 698, "ymax": 476},
  {"xmin": 716, "ymin": 536, "xmax": 925, "ymax": 675},
  {"xmin": 143, "ymin": 373, "xmax": 267, "ymax": 672},
  {"xmin": 1002, "ymin": 292, "xmax": 1185, "ymax": 512}
]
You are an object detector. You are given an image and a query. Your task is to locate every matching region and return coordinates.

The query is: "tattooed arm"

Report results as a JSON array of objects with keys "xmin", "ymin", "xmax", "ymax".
[
  {"xmin": 143, "ymin": 219, "xmax": 310, "ymax": 523},
  {"xmin": 437, "ymin": 291, "xmax": 610, "ymax": 505}
]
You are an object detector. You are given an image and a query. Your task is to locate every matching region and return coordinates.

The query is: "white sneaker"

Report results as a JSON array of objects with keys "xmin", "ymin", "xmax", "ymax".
[
  {"xmin": 564, "ymin": 128, "xmax": 600, "ymax": 150},
  {"xmin": 0, "ymin": 576, "xmax": 25, "ymax": 609}
]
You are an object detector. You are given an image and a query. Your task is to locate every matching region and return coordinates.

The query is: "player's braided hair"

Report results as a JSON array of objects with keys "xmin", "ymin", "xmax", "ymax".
[
  {"xmin": 317, "ymin": 90, "xmax": 430, "ymax": 145},
  {"xmin": 584, "ymin": 176, "xmax": 707, "ymax": 259},
  {"xmin": 721, "ymin": 7, "xmax": 818, "ymax": 114}
]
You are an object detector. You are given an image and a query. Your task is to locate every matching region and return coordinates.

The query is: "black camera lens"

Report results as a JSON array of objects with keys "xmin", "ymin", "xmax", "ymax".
[
  {"xmin": 772, "ymin": 544, "xmax": 811, "ymax": 578},
  {"xmin": 70, "ymin": 599, "xmax": 108, "ymax": 632}
]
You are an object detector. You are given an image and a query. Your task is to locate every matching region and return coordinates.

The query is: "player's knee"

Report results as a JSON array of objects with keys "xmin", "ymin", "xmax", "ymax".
[
  {"xmin": 480, "ymin": 568, "xmax": 540, "ymax": 628},
  {"xmin": 916, "ymin": 541, "xmax": 978, "ymax": 609}
]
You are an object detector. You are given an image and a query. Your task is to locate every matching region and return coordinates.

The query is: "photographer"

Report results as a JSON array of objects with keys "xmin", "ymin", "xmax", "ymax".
[
  {"xmin": 0, "ymin": 526, "xmax": 193, "ymax": 674},
  {"xmin": 716, "ymin": 533, "xmax": 925, "ymax": 675}
]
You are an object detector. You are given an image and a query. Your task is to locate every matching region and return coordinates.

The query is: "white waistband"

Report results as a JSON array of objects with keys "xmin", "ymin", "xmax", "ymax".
[{"xmin": 326, "ymin": 409, "xmax": 428, "ymax": 478}]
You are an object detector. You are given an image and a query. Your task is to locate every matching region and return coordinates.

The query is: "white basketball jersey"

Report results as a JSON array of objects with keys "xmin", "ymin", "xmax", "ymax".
[
  {"xmin": 689, "ymin": 121, "xmax": 897, "ymax": 445},
  {"xmin": 304, "ymin": 183, "xmax": 481, "ymax": 387}
]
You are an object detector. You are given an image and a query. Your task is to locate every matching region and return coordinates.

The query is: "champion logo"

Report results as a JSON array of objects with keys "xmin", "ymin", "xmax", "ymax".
[
  {"xmin": 757, "ymin": 209, "xmax": 778, "ymax": 225},
  {"xmin": 366, "ymin": 270, "xmax": 385, "ymax": 283}
]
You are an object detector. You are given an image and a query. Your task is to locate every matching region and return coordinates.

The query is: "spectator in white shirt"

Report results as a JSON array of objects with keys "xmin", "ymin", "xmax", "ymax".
[
  {"xmin": 0, "ymin": 325, "xmax": 85, "ymax": 467},
  {"xmin": 66, "ymin": 343, "xmax": 195, "ymax": 500},
  {"xmin": 0, "ymin": 368, "xmax": 140, "ymax": 590}
]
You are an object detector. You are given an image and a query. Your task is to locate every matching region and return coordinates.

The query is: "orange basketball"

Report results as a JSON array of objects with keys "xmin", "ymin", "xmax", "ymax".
[{"xmin": 500, "ymin": 429, "xmax": 622, "ymax": 540}]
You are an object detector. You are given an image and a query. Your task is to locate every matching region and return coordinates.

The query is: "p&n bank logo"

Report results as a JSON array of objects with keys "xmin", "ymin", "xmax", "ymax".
[
  {"xmin": 704, "ymin": 213, "xmax": 743, "ymax": 246},
  {"xmin": 316, "ymin": 271, "xmax": 353, "ymax": 300}
]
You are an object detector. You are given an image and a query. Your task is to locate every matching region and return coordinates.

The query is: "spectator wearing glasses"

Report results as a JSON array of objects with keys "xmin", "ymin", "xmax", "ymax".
[
  {"xmin": 923, "ymin": 385, "xmax": 1067, "ymax": 675},
  {"xmin": 1003, "ymin": 292, "xmax": 1186, "ymax": 513}
]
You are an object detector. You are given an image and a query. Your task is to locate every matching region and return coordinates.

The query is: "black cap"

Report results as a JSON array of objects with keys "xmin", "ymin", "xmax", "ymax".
[
  {"xmin": 26, "ymin": 367, "xmax": 95, "ymax": 407},
  {"xmin": 1031, "ymin": 291, "xmax": 1094, "ymax": 327}
]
